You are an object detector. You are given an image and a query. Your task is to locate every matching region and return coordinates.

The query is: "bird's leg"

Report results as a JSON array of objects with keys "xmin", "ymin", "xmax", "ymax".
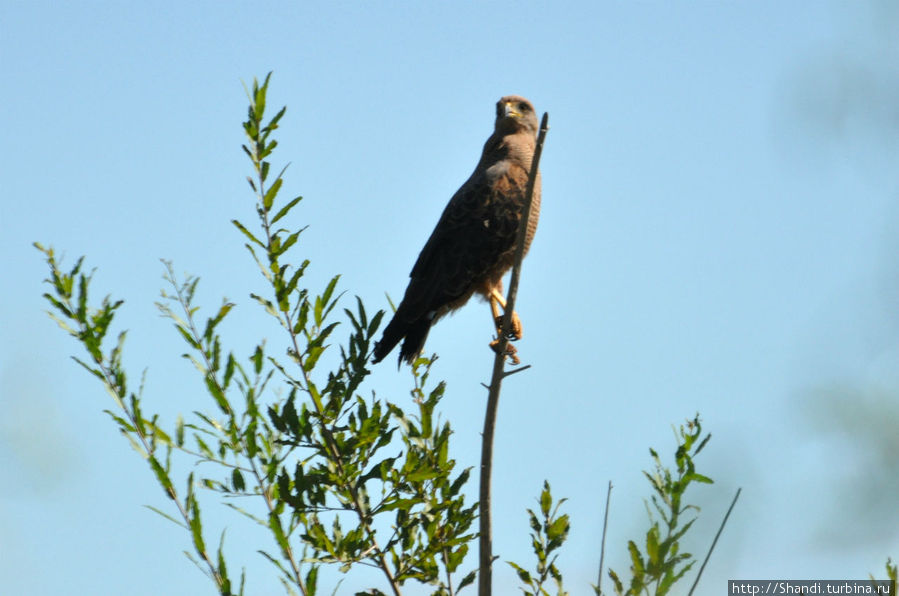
[
  {"xmin": 486, "ymin": 286, "xmax": 522, "ymax": 364},
  {"xmin": 487, "ymin": 287, "xmax": 522, "ymax": 364},
  {"xmin": 489, "ymin": 293, "xmax": 503, "ymax": 330},
  {"xmin": 489, "ymin": 288, "xmax": 523, "ymax": 340}
]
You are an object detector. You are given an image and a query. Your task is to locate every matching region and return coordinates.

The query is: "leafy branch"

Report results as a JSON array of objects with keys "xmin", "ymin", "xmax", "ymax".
[
  {"xmin": 508, "ymin": 481, "xmax": 571, "ymax": 596},
  {"xmin": 35, "ymin": 244, "xmax": 242, "ymax": 595},
  {"xmin": 606, "ymin": 415, "xmax": 712, "ymax": 596}
]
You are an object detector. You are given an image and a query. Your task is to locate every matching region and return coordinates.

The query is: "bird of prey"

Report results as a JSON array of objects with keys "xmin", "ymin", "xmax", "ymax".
[{"xmin": 372, "ymin": 95, "xmax": 541, "ymax": 366}]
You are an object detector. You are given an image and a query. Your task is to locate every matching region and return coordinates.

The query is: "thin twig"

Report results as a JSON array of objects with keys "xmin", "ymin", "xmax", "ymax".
[
  {"xmin": 597, "ymin": 481, "xmax": 613, "ymax": 594},
  {"xmin": 501, "ymin": 364, "xmax": 532, "ymax": 378},
  {"xmin": 478, "ymin": 112, "xmax": 549, "ymax": 596},
  {"xmin": 442, "ymin": 549, "xmax": 457, "ymax": 596},
  {"xmin": 688, "ymin": 487, "xmax": 742, "ymax": 596}
]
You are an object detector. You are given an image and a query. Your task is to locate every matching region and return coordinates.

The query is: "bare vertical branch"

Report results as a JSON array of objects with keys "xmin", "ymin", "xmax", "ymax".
[
  {"xmin": 478, "ymin": 112, "xmax": 550, "ymax": 596},
  {"xmin": 597, "ymin": 481, "xmax": 613, "ymax": 594},
  {"xmin": 688, "ymin": 487, "xmax": 742, "ymax": 596}
]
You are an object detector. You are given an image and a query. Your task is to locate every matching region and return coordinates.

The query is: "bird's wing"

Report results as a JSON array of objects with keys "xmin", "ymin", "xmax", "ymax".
[{"xmin": 405, "ymin": 174, "xmax": 515, "ymax": 314}]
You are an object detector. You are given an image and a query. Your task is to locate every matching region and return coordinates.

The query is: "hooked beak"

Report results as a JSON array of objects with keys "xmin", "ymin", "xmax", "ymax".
[{"xmin": 502, "ymin": 101, "xmax": 521, "ymax": 119}]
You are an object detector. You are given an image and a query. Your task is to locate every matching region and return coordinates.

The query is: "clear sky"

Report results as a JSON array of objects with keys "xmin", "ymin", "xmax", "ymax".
[{"xmin": 1, "ymin": 1, "xmax": 897, "ymax": 594}]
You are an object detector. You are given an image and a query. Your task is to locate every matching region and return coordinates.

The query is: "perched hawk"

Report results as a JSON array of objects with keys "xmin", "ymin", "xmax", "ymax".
[{"xmin": 372, "ymin": 95, "xmax": 541, "ymax": 365}]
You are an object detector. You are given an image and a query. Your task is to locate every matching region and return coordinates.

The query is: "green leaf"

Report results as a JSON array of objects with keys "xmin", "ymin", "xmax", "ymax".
[
  {"xmin": 271, "ymin": 195, "xmax": 303, "ymax": 225},
  {"xmin": 268, "ymin": 513, "xmax": 290, "ymax": 558},
  {"xmin": 232, "ymin": 469, "xmax": 246, "ymax": 492},
  {"xmin": 275, "ymin": 229, "xmax": 300, "ymax": 260},
  {"xmin": 546, "ymin": 515, "xmax": 570, "ymax": 545},
  {"xmin": 175, "ymin": 325, "xmax": 201, "ymax": 351},
  {"xmin": 150, "ymin": 456, "xmax": 176, "ymax": 500},
  {"xmin": 253, "ymin": 75, "xmax": 268, "ymax": 121},
  {"xmin": 319, "ymin": 276, "xmax": 339, "ymax": 320},
  {"xmin": 662, "ymin": 560, "xmax": 694, "ymax": 595},
  {"xmin": 645, "ymin": 525, "xmax": 660, "ymax": 566},
  {"xmin": 457, "ymin": 570, "xmax": 477, "ymax": 590},
  {"xmin": 540, "ymin": 480, "xmax": 552, "ymax": 517},
  {"xmin": 685, "ymin": 472, "xmax": 713, "ymax": 484},
  {"xmin": 252, "ymin": 344, "xmax": 263, "ymax": 375},
  {"xmin": 175, "ymin": 415, "xmax": 185, "ymax": 447},
  {"xmin": 195, "ymin": 435, "xmax": 214, "ymax": 458},
  {"xmin": 205, "ymin": 375, "xmax": 231, "ymax": 414},
  {"xmin": 244, "ymin": 420, "xmax": 258, "ymax": 459},
  {"xmin": 262, "ymin": 177, "xmax": 282, "ymax": 210},
  {"xmin": 628, "ymin": 540, "xmax": 644, "ymax": 581},
  {"xmin": 42, "ymin": 292, "xmax": 73, "ymax": 318},
  {"xmin": 103, "ymin": 410, "xmax": 137, "ymax": 433},
  {"xmin": 232, "ymin": 219, "xmax": 265, "ymax": 248},
  {"xmin": 264, "ymin": 105, "xmax": 287, "ymax": 133},
  {"xmin": 509, "ymin": 561, "xmax": 532, "ymax": 585},
  {"xmin": 608, "ymin": 569, "xmax": 624, "ymax": 595},
  {"xmin": 217, "ymin": 530, "xmax": 231, "ymax": 594},
  {"xmin": 223, "ymin": 353, "xmax": 236, "ymax": 389},
  {"xmin": 190, "ymin": 496, "xmax": 206, "ymax": 556},
  {"xmin": 305, "ymin": 566, "xmax": 318, "ymax": 594},
  {"xmin": 203, "ymin": 302, "xmax": 234, "ymax": 342},
  {"xmin": 144, "ymin": 505, "xmax": 187, "ymax": 529}
]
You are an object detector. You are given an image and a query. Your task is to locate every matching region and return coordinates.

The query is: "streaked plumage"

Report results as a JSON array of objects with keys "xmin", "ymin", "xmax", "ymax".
[{"xmin": 372, "ymin": 95, "xmax": 541, "ymax": 365}]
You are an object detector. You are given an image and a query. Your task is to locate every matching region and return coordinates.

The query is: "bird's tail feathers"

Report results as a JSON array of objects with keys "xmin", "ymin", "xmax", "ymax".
[
  {"xmin": 372, "ymin": 313, "xmax": 418, "ymax": 365},
  {"xmin": 398, "ymin": 319, "xmax": 431, "ymax": 366},
  {"xmin": 372, "ymin": 326, "xmax": 401, "ymax": 364}
]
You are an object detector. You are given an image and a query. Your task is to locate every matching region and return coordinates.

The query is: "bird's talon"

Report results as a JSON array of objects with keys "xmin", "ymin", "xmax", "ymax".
[
  {"xmin": 494, "ymin": 311, "xmax": 523, "ymax": 341},
  {"xmin": 489, "ymin": 339, "xmax": 521, "ymax": 365}
]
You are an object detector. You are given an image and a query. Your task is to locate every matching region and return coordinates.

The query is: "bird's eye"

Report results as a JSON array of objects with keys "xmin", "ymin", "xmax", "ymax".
[{"xmin": 518, "ymin": 102, "xmax": 529, "ymax": 112}]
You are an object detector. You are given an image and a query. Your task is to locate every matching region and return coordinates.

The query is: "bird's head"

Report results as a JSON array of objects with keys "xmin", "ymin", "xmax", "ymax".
[{"xmin": 494, "ymin": 95, "xmax": 538, "ymax": 136}]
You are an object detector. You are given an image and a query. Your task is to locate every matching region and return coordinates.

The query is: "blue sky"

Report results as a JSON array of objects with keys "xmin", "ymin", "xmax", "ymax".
[{"xmin": 1, "ymin": 1, "xmax": 897, "ymax": 594}]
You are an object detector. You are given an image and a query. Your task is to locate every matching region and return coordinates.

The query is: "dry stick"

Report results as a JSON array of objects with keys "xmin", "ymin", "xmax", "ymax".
[
  {"xmin": 687, "ymin": 487, "xmax": 742, "ymax": 596},
  {"xmin": 478, "ymin": 112, "xmax": 550, "ymax": 596},
  {"xmin": 597, "ymin": 481, "xmax": 613, "ymax": 594}
]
